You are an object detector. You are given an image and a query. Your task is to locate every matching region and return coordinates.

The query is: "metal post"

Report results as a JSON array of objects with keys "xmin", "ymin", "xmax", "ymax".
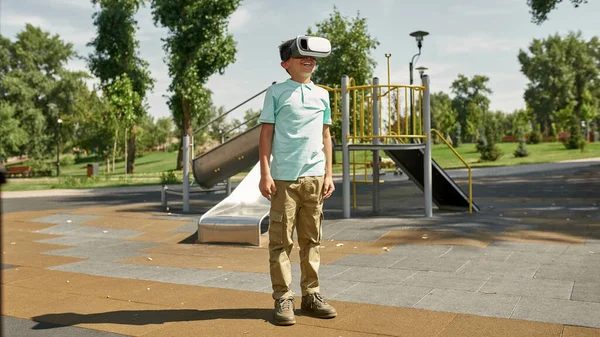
[
  {"xmin": 56, "ymin": 122, "xmax": 61, "ymax": 177},
  {"xmin": 422, "ymin": 75, "xmax": 433, "ymax": 218},
  {"xmin": 409, "ymin": 61, "xmax": 414, "ymax": 136},
  {"xmin": 372, "ymin": 77, "xmax": 380, "ymax": 214},
  {"xmin": 341, "ymin": 75, "xmax": 351, "ymax": 219},
  {"xmin": 183, "ymin": 134, "xmax": 190, "ymax": 212}
]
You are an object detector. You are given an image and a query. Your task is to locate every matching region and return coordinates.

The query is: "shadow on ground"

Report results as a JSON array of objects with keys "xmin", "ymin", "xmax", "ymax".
[{"xmin": 32, "ymin": 308, "xmax": 279, "ymax": 329}]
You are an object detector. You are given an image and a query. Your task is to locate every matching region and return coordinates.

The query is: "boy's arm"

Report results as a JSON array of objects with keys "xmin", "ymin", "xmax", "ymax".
[
  {"xmin": 322, "ymin": 125, "xmax": 334, "ymax": 199},
  {"xmin": 258, "ymin": 123, "xmax": 276, "ymax": 200}
]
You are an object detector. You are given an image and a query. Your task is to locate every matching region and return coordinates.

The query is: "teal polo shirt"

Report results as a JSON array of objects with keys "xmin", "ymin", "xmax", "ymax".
[{"xmin": 258, "ymin": 79, "xmax": 332, "ymax": 181}]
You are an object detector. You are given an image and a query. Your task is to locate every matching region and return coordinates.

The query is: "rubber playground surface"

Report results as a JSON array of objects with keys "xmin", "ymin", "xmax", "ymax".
[{"xmin": 2, "ymin": 161, "xmax": 600, "ymax": 336}]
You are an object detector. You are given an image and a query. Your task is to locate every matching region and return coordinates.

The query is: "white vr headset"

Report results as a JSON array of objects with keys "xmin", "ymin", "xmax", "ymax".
[{"xmin": 281, "ymin": 35, "xmax": 331, "ymax": 61}]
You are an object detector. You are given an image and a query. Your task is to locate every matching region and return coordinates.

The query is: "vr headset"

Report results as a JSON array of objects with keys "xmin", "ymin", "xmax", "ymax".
[{"xmin": 281, "ymin": 35, "xmax": 331, "ymax": 61}]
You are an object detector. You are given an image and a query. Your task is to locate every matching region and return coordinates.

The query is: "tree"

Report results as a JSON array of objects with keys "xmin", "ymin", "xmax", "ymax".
[
  {"xmin": 152, "ymin": 0, "xmax": 240, "ymax": 169},
  {"xmin": 430, "ymin": 92, "xmax": 458, "ymax": 142},
  {"xmin": 519, "ymin": 32, "xmax": 600, "ymax": 136},
  {"xmin": 514, "ymin": 127, "xmax": 530, "ymax": 158},
  {"xmin": 154, "ymin": 117, "xmax": 173, "ymax": 151},
  {"xmin": 88, "ymin": 0, "xmax": 154, "ymax": 174},
  {"xmin": 106, "ymin": 73, "xmax": 140, "ymax": 175},
  {"xmin": 0, "ymin": 102, "xmax": 27, "ymax": 160},
  {"xmin": 528, "ymin": 0, "xmax": 588, "ymax": 24},
  {"xmin": 307, "ymin": 6, "xmax": 379, "ymax": 143},
  {"xmin": 243, "ymin": 108, "xmax": 261, "ymax": 129},
  {"xmin": 1, "ymin": 24, "xmax": 90, "ymax": 160},
  {"xmin": 450, "ymin": 75, "xmax": 492, "ymax": 142}
]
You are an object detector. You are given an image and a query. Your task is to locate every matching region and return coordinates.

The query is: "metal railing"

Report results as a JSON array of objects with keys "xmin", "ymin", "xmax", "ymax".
[{"xmin": 431, "ymin": 129, "xmax": 474, "ymax": 214}]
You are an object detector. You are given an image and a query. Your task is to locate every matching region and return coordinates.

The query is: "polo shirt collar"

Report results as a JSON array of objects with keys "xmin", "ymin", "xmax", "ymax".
[{"xmin": 286, "ymin": 78, "xmax": 313, "ymax": 90}]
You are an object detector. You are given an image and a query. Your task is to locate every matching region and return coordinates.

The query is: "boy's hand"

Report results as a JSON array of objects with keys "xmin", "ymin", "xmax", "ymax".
[
  {"xmin": 323, "ymin": 176, "xmax": 335, "ymax": 199},
  {"xmin": 259, "ymin": 175, "xmax": 277, "ymax": 201}
]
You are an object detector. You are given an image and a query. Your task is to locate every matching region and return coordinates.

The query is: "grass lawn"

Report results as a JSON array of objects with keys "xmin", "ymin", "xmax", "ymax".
[{"xmin": 4, "ymin": 141, "xmax": 600, "ymax": 191}]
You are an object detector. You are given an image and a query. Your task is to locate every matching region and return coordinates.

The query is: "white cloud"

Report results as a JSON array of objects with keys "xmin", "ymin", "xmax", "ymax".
[
  {"xmin": 438, "ymin": 34, "xmax": 527, "ymax": 54},
  {"xmin": 2, "ymin": 14, "xmax": 49, "ymax": 28}
]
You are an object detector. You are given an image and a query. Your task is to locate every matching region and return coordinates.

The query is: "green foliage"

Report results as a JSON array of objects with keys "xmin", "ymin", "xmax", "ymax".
[
  {"xmin": 475, "ymin": 130, "xmax": 487, "ymax": 153},
  {"xmin": 528, "ymin": 123, "xmax": 543, "ymax": 144},
  {"xmin": 243, "ymin": 109, "xmax": 261, "ymax": 129},
  {"xmin": 151, "ymin": 0, "xmax": 239, "ymax": 135},
  {"xmin": 479, "ymin": 126, "xmax": 502, "ymax": 161},
  {"xmin": 514, "ymin": 127, "xmax": 530, "ymax": 157},
  {"xmin": 451, "ymin": 123, "xmax": 462, "ymax": 148},
  {"xmin": 307, "ymin": 6, "xmax": 379, "ymax": 87},
  {"xmin": 519, "ymin": 32, "xmax": 599, "ymax": 136},
  {"xmin": 450, "ymin": 75, "xmax": 493, "ymax": 142},
  {"xmin": 431, "ymin": 92, "xmax": 458, "ymax": 142},
  {"xmin": 306, "ymin": 6, "xmax": 379, "ymax": 142},
  {"xmin": 60, "ymin": 154, "xmax": 75, "ymax": 166},
  {"xmin": 106, "ymin": 73, "xmax": 141, "ymax": 128},
  {"xmin": 159, "ymin": 170, "xmax": 180, "ymax": 185},
  {"xmin": 564, "ymin": 114, "xmax": 586, "ymax": 150},
  {"xmin": 0, "ymin": 102, "xmax": 27, "ymax": 159},
  {"xmin": 0, "ymin": 24, "xmax": 89, "ymax": 160},
  {"xmin": 88, "ymin": 0, "xmax": 154, "ymax": 172},
  {"xmin": 528, "ymin": 0, "xmax": 588, "ymax": 24}
]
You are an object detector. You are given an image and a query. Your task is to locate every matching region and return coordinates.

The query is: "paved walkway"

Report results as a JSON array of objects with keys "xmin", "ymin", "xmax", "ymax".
[{"xmin": 2, "ymin": 161, "xmax": 600, "ymax": 336}]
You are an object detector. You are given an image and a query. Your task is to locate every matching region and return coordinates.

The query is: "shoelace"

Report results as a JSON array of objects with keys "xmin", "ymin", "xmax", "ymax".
[
  {"xmin": 278, "ymin": 298, "xmax": 293, "ymax": 311},
  {"xmin": 312, "ymin": 293, "xmax": 327, "ymax": 305}
]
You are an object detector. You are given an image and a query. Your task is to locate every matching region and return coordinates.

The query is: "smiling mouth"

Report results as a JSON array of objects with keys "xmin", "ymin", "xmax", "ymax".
[{"xmin": 302, "ymin": 62, "xmax": 314, "ymax": 66}]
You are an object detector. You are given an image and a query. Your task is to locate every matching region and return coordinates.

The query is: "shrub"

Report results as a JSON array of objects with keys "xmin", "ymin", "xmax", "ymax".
[
  {"xmin": 528, "ymin": 123, "xmax": 542, "ymax": 144},
  {"xmin": 451, "ymin": 124, "xmax": 462, "ymax": 148},
  {"xmin": 160, "ymin": 170, "xmax": 181, "ymax": 185},
  {"xmin": 479, "ymin": 126, "xmax": 502, "ymax": 161},
  {"xmin": 475, "ymin": 132, "xmax": 487, "ymax": 153},
  {"xmin": 60, "ymin": 154, "xmax": 75, "ymax": 166},
  {"xmin": 564, "ymin": 115, "xmax": 585, "ymax": 150},
  {"xmin": 513, "ymin": 128, "xmax": 529, "ymax": 158}
]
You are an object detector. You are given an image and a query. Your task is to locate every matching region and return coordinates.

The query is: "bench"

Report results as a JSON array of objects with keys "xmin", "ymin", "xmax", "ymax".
[{"xmin": 7, "ymin": 166, "xmax": 32, "ymax": 178}]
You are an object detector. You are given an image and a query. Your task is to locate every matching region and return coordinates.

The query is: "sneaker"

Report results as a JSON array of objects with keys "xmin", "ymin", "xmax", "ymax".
[
  {"xmin": 274, "ymin": 297, "xmax": 295, "ymax": 325},
  {"xmin": 301, "ymin": 293, "xmax": 337, "ymax": 318}
]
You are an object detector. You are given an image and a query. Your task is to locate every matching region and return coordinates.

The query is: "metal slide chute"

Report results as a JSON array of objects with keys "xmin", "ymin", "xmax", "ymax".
[
  {"xmin": 197, "ymin": 161, "xmax": 270, "ymax": 246},
  {"xmin": 385, "ymin": 148, "xmax": 480, "ymax": 212}
]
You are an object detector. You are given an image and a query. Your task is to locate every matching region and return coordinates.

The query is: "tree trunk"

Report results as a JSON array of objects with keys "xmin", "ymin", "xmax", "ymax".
[
  {"xmin": 127, "ymin": 125, "xmax": 136, "ymax": 174},
  {"xmin": 112, "ymin": 128, "xmax": 118, "ymax": 173},
  {"xmin": 176, "ymin": 96, "xmax": 192, "ymax": 170},
  {"xmin": 105, "ymin": 156, "xmax": 110, "ymax": 173}
]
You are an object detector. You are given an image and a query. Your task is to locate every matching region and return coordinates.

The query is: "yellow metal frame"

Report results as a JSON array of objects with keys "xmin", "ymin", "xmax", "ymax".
[
  {"xmin": 318, "ymin": 77, "xmax": 473, "ymax": 212},
  {"xmin": 430, "ymin": 129, "xmax": 474, "ymax": 214}
]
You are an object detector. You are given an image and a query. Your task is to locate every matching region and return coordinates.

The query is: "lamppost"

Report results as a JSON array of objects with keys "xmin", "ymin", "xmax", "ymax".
[
  {"xmin": 416, "ymin": 66, "xmax": 428, "ymax": 81},
  {"xmin": 48, "ymin": 103, "xmax": 62, "ymax": 177},
  {"xmin": 409, "ymin": 30, "xmax": 429, "ymax": 137}
]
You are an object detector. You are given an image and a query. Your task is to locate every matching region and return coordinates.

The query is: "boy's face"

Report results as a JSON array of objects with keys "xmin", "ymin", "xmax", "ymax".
[{"xmin": 281, "ymin": 56, "xmax": 317, "ymax": 78}]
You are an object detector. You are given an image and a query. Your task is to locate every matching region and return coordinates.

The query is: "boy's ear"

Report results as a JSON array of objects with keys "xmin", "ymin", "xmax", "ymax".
[{"xmin": 280, "ymin": 60, "xmax": 289, "ymax": 70}]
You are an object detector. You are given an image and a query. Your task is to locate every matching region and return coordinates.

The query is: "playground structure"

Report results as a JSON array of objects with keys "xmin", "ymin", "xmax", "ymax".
[{"xmin": 176, "ymin": 72, "xmax": 479, "ymax": 246}]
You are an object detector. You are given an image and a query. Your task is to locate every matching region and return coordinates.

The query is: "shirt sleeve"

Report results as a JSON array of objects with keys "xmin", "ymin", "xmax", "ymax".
[
  {"xmin": 258, "ymin": 87, "xmax": 276, "ymax": 124},
  {"xmin": 321, "ymin": 92, "xmax": 332, "ymax": 125}
]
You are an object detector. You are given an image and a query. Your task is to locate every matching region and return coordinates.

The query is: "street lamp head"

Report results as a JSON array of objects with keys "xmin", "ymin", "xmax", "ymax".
[
  {"xmin": 57, "ymin": 119, "xmax": 63, "ymax": 124},
  {"xmin": 410, "ymin": 30, "xmax": 429, "ymax": 50},
  {"xmin": 416, "ymin": 66, "xmax": 428, "ymax": 78}
]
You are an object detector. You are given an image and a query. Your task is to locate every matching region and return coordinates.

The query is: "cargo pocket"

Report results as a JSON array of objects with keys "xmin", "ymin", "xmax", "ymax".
[
  {"xmin": 269, "ymin": 209, "xmax": 284, "ymax": 244},
  {"xmin": 317, "ymin": 211, "xmax": 324, "ymax": 243}
]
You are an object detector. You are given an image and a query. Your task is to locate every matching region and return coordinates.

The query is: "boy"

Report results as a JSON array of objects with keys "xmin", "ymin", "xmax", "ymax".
[{"xmin": 258, "ymin": 36, "xmax": 336, "ymax": 326}]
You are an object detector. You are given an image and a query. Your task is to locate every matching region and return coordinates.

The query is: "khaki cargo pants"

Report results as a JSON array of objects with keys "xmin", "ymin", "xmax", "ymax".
[{"xmin": 269, "ymin": 175, "xmax": 324, "ymax": 300}]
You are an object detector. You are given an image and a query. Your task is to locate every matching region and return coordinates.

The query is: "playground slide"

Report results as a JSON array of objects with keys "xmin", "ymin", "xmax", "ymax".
[
  {"xmin": 192, "ymin": 124, "xmax": 261, "ymax": 188},
  {"xmin": 197, "ymin": 161, "xmax": 270, "ymax": 246},
  {"xmin": 385, "ymin": 149, "xmax": 480, "ymax": 212}
]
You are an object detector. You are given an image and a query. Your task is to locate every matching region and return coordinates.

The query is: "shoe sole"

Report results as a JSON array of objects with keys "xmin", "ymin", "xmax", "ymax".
[
  {"xmin": 275, "ymin": 319, "xmax": 296, "ymax": 326},
  {"xmin": 301, "ymin": 310, "xmax": 337, "ymax": 319}
]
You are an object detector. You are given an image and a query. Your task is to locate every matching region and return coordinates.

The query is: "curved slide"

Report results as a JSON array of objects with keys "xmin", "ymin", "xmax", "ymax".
[{"xmin": 194, "ymin": 125, "xmax": 270, "ymax": 246}]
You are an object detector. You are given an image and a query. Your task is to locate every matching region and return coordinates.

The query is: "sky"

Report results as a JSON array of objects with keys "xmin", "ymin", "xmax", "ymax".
[{"xmin": 2, "ymin": 0, "xmax": 600, "ymax": 123}]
